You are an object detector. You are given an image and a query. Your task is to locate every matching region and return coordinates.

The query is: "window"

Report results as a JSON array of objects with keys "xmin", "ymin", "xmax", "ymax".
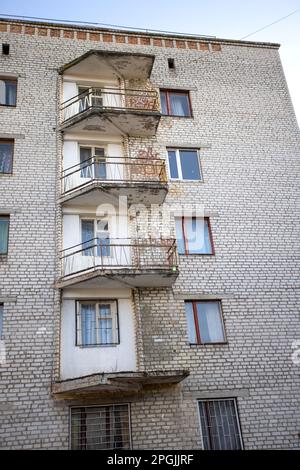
[
  {"xmin": 160, "ymin": 90, "xmax": 192, "ymax": 117},
  {"xmin": 167, "ymin": 149, "xmax": 202, "ymax": 180},
  {"xmin": 71, "ymin": 404, "xmax": 131, "ymax": 450},
  {"xmin": 0, "ymin": 304, "xmax": 3, "ymax": 339},
  {"xmin": 82, "ymin": 218, "xmax": 110, "ymax": 257},
  {"xmin": 0, "ymin": 215, "xmax": 9, "ymax": 254},
  {"xmin": 198, "ymin": 399, "xmax": 243, "ymax": 450},
  {"xmin": 78, "ymin": 86, "xmax": 103, "ymax": 112},
  {"xmin": 0, "ymin": 78, "xmax": 17, "ymax": 106},
  {"xmin": 76, "ymin": 300, "xmax": 119, "ymax": 347},
  {"xmin": 80, "ymin": 146, "xmax": 106, "ymax": 179},
  {"xmin": 175, "ymin": 217, "xmax": 214, "ymax": 255},
  {"xmin": 185, "ymin": 301, "xmax": 225, "ymax": 344},
  {"xmin": 0, "ymin": 140, "xmax": 13, "ymax": 174},
  {"xmin": 168, "ymin": 58, "xmax": 175, "ymax": 70}
]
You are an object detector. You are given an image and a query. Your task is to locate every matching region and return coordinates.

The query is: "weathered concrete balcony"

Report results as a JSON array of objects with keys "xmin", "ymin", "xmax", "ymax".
[
  {"xmin": 56, "ymin": 238, "xmax": 179, "ymax": 289},
  {"xmin": 60, "ymin": 156, "xmax": 168, "ymax": 206},
  {"xmin": 60, "ymin": 87, "xmax": 161, "ymax": 137},
  {"xmin": 52, "ymin": 370, "xmax": 190, "ymax": 399}
]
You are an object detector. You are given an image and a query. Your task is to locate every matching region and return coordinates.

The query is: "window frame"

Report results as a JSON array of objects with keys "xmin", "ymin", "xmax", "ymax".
[
  {"xmin": 167, "ymin": 148, "xmax": 203, "ymax": 181},
  {"xmin": 69, "ymin": 403, "xmax": 132, "ymax": 450},
  {"xmin": 0, "ymin": 139, "xmax": 14, "ymax": 175},
  {"xmin": 177, "ymin": 216, "xmax": 215, "ymax": 255},
  {"xmin": 79, "ymin": 144, "xmax": 107, "ymax": 179},
  {"xmin": 160, "ymin": 89, "xmax": 193, "ymax": 117},
  {"xmin": 197, "ymin": 398, "xmax": 244, "ymax": 450},
  {"xmin": 0, "ymin": 215, "xmax": 10, "ymax": 255},
  {"xmin": 75, "ymin": 299, "xmax": 120, "ymax": 347},
  {"xmin": 185, "ymin": 300, "xmax": 226, "ymax": 345},
  {"xmin": 0, "ymin": 77, "xmax": 17, "ymax": 107},
  {"xmin": 81, "ymin": 217, "xmax": 111, "ymax": 258}
]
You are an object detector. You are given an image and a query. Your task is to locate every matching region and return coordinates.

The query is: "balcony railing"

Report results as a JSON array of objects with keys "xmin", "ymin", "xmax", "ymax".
[
  {"xmin": 61, "ymin": 87, "xmax": 160, "ymax": 122},
  {"xmin": 61, "ymin": 156, "xmax": 167, "ymax": 194},
  {"xmin": 61, "ymin": 238, "xmax": 178, "ymax": 279}
]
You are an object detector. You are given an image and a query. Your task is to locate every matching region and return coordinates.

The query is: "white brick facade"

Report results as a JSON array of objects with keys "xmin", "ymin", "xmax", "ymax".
[{"xmin": 0, "ymin": 19, "xmax": 299, "ymax": 449}]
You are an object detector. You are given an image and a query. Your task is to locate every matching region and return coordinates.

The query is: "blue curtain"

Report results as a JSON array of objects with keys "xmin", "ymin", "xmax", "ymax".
[{"xmin": 81, "ymin": 304, "xmax": 96, "ymax": 346}]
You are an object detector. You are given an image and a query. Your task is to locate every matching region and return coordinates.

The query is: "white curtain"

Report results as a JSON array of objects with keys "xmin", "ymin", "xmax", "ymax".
[{"xmin": 197, "ymin": 302, "xmax": 224, "ymax": 343}]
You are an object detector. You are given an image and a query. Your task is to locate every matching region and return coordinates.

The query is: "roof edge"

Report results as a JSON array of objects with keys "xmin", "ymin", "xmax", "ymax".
[{"xmin": 0, "ymin": 17, "xmax": 281, "ymax": 49}]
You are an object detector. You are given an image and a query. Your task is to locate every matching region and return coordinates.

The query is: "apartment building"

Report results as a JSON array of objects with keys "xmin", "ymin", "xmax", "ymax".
[{"xmin": 0, "ymin": 18, "xmax": 299, "ymax": 450}]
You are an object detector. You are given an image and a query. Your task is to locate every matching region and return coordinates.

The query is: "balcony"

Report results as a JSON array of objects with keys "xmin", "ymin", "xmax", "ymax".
[
  {"xmin": 52, "ymin": 370, "xmax": 190, "ymax": 398},
  {"xmin": 56, "ymin": 238, "xmax": 179, "ymax": 289},
  {"xmin": 60, "ymin": 87, "xmax": 161, "ymax": 137},
  {"xmin": 60, "ymin": 156, "xmax": 168, "ymax": 206}
]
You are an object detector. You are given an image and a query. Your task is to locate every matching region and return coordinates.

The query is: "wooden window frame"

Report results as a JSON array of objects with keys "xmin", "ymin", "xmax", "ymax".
[
  {"xmin": 160, "ymin": 89, "xmax": 193, "ymax": 117},
  {"xmin": 0, "ymin": 139, "xmax": 14, "ymax": 175},
  {"xmin": 0, "ymin": 77, "xmax": 17, "ymax": 107},
  {"xmin": 186, "ymin": 300, "xmax": 226, "ymax": 345},
  {"xmin": 167, "ymin": 148, "xmax": 203, "ymax": 181},
  {"xmin": 180, "ymin": 216, "xmax": 215, "ymax": 255}
]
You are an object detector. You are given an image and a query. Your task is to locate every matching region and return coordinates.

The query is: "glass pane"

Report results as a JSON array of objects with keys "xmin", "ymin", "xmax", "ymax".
[
  {"xmin": 175, "ymin": 218, "xmax": 185, "ymax": 254},
  {"xmin": 0, "ymin": 142, "xmax": 13, "ymax": 174},
  {"xmin": 160, "ymin": 91, "xmax": 168, "ymax": 115},
  {"xmin": 196, "ymin": 302, "xmax": 224, "ymax": 343},
  {"xmin": 80, "ymin": 147, "xmax": 92, "ymax": 177},
  {"xmin": 179, "ymin": 150, "xmax": 201, "ymax": 180},
  {"xmin": 170, "ymin": 93, "xmax": 190, "ymax": 116},
  {"xmin": 167, "ymin": 150, "xmax": 179, "ymax": 179},
  {"xmin": 81, "ymin": 220, "xmax": 94, "ymax": 256},
  {"xmin": 184, "ymin": 218, "xmax": 213, "ymax": 254},
  {"xmin": 184, "ymin": 302, "xmax": 197, "ymax": 343},
  {"xmin": 81, "ymin": 304, "xmax": 96, "ymax": 346},
  {"xmin": 6, "ymin": 81, "xmax": 17, "ymax": 106},
  {"xmin": 0, "ymin": 217, "xmax": 9, "ymax": 254}
]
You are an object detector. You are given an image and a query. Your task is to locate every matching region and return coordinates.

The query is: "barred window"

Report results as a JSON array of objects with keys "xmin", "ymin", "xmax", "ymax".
[
  {"xmin": 71, "ymin": 405, "xmax": 131, "ymax": 450},
  {"xmin": 76, "ymin": 300, "xmax": 119, "ymax": 347},
  {"xmin": 198, "ymin": 399, "xmax": 243, "ymax": 450}
]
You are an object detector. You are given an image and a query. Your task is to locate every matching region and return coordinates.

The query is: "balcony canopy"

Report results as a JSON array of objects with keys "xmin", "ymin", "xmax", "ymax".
[
  {"xmin": 52, "ymin": 370, "xmax": 189, "ymax": 398},
  {"xmin": 59, "ymin": 50, "xmax": 155, "ymax": 80}
]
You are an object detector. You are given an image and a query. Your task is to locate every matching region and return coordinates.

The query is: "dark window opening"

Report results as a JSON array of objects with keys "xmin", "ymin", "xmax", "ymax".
[
  {"xmin": 168, "ymin": 58, "xmax": 175, "ymax": 69},
  {"xmin": 0, "ymin": 78, "xmax": 17, "ymax": 106},
  {"xmin": 0, "ymin": 139, "xmax": 13, "ymax": 174}
]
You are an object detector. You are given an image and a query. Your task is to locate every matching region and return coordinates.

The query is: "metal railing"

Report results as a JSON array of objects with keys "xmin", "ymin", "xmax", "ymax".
[
  {"xmin": 61, "ymin": 87, "xmax": 160, "ymax": 122},
  {"xmin": 61, "ymin": 156, "xmax": 168, "ymax": 194},
  {"xmin": 61, "ymin": 238, "xmax": 178, "ymax": 278}
]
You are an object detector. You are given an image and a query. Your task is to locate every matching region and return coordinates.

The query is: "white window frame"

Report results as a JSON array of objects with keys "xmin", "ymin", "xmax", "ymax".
[
  {"xmin": 81, "ymin": 217, "xmax": 111, "ymax": 258},
  {"xmin": 76, "ymin": 300, "xmax": 119, "ymax": 347},
  {"xmin": 167, "ymin": 148, "xmax": 202, "ymax": 181},
  {"xmin": 197, "ymin": 398, "xmax": 244, "ymax": 450}
]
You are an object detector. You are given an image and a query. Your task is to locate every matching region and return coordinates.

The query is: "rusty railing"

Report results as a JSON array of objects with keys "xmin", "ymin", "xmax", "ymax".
[
  {"xmin": 61, "ymin": 238, "xmax": 178, "ymax": 278},
  {"xmin": 61, "ymin": 87, "xmax": 160, "ymax": 122}
]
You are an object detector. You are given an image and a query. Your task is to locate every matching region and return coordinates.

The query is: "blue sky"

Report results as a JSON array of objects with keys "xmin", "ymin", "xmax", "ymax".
[{"xmin": 1, "ymin": 1, "xmax": 299, "ymax": 124}]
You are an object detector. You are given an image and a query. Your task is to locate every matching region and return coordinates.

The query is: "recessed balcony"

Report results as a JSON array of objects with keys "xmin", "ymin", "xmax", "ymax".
[
  {"xmin": 56, "ymin": 238, "xmax": 179, "ymax": 289},
  {"xmin": 60, "ymin": 87, "xmax": 161, "ymax": 137},
  {"xmin": 52, "ymin": 370, "xmax": 190, "ymax": 399},
  {"xmin": 59, "ymin": 156, "xmax": 168, "ymax": 206}
]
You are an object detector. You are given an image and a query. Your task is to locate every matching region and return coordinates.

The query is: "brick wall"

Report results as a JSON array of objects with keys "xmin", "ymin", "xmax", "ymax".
[{"xmin": 0, "ymin": 19, "xmax": 299, "ymax": 449}]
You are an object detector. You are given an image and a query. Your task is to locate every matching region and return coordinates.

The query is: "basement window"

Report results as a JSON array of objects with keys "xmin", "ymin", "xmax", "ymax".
[
  {"xmin": 0, "ymin": 78, "xmax": 17, "ymax": 106},
  {"xmin": 76, "ymin": 300, "xmax": 119, "ymax": 347},
  {"xmin": 70, "ymin": 404, "xmax": 131, "ymax": 450},
  {"xmin": 0, "ymin": 139, "xmax": 14, "ymax": 174},
  {"xmin": 198, "ymin": 399, "xmax": 243, "ymax": 450},
  {"xmin": 175, "ymin": 217, "xmax": 214, "ymax": 255},
  {"xmin": 185, "ymin": 300, "xmax": 226, "ymax": 344}
]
